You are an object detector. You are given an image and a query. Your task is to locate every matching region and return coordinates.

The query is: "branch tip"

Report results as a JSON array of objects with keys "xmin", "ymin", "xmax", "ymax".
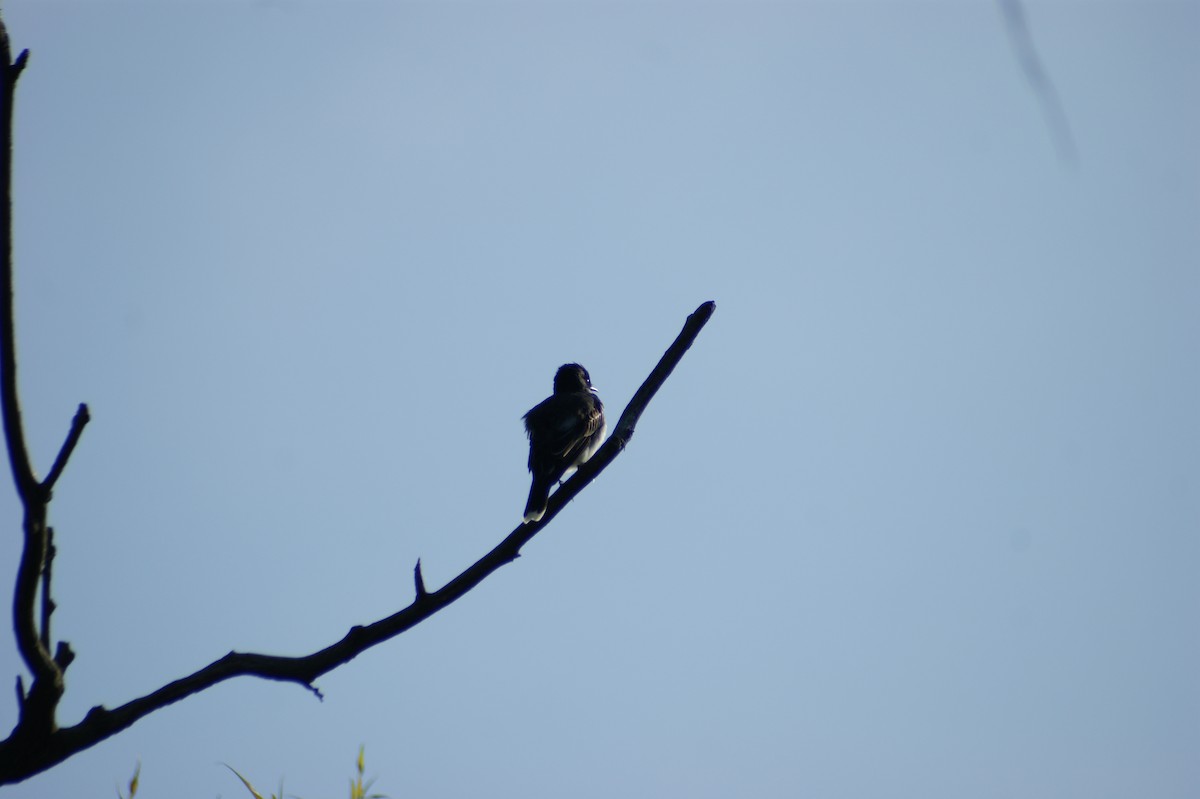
[{"xmin": 414, "ymin": 558, "xmax": 427, "ymax": 598}]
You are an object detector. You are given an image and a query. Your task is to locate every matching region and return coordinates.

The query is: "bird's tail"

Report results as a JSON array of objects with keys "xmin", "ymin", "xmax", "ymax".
[{"xmin": 524, "ymin": 477, "xmax": 552, "ymax": 523}]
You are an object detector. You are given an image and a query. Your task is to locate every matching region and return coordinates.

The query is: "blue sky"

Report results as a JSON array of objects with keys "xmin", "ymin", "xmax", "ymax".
[{"xmin": 1, "ymin": 1, "xmax": 1197, "ymax": 797}]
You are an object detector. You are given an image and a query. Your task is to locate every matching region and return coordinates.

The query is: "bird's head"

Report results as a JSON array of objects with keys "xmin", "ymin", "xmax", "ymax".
[{"xmin": 553, "ymin": 363, "xmax": 594, "ymax": 394}]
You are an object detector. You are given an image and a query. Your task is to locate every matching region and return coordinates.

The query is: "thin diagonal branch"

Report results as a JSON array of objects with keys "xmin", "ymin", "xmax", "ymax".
[
  {"xmin": 0, "ymin": 300, "xmax": 716, "ymax": 784},
  {"xmin": 42, "ymin": 404, "xmax": 90, "ymax": 495},
  {"xmin": 529, "ymin": 300, "xmax": 717, "ymax": 526}
]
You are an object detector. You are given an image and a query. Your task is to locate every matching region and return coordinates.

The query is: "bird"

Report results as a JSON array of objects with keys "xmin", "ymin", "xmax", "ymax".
[{"xmin": 522, "ymin": 363, "xmax": 607, "ymax": 523}]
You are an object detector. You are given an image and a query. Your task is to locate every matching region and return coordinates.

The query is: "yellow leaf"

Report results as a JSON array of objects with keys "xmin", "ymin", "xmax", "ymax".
[
  {"xmin": 224, "ymin": 764, "xmax": 266, "ymax": 799},
  {"xmin": 129, "ymin": 762, "xmax": 140, "ymax": 799}
]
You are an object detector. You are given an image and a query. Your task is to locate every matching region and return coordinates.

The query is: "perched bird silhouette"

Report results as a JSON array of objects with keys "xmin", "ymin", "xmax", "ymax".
[{"xmin": 522, "ymin": 363, "xmax": 607, "ymax": 523}]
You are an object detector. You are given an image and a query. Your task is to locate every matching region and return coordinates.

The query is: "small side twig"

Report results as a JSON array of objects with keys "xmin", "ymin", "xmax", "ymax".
[
  {"xmin": 53, "ymin": 641, "xmax": 74, "ymax": 671},
  {"xmin": 413, "ymin": 559, "xmax": 427, "ymax": 599},
  {"xmin": 42, "ymin": 403, "xmax": 90, "ymax": 496}
]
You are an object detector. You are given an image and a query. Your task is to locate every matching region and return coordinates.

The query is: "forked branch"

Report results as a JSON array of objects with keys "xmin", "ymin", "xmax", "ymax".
[{"xmin": 0, "ymin": 15, "xmax": 85, "ymax": 781}]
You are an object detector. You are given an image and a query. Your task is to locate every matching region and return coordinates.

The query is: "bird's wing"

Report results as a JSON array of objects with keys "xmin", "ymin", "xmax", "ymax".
[
  {"xmin": 579, "ymin": 396, "xmax": 604, "ymax": 439},
  {"xmin": 524, "ymin": 393, "xmax": 601, "ymax": 467}
]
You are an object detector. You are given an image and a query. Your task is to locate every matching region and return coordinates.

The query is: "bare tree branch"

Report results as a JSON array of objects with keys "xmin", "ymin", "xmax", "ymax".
[
  {"xmin": 0, "ymin": 19, "xmax": 37, "ymax": 503},
  {"xmin": 43, "ymin": 404, "xmax": 91, "ymax": 496},
  {"xmin": 518, "ymin": 300, "xmax": 717, "ymax": 529},
  {"xmin": 0, "ymin": 8, "xmax": 716, "ymax": 786},
  {"xmin": 0, "ymin": 21, "xmax": 69, "ymax": 746},
  {"xmin": 0, "ymin": 16, "xmax": 87, "ymax": 777},
  {"xmin": 998, "ymin": 0, "xmax": 1077, "ymax": 165},
  {"xmin": 0, "ymin": 300, "xmax": 715, "ymax": 783},
  {"xmin": 39, "ymin": 528, "xmax": 55, "ymax": 649},
  {"xmin": 10, "ymin": 505, "xmax": 60, "ymax": 732}
]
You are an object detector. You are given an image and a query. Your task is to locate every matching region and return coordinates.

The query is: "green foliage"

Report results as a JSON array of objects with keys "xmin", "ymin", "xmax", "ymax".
[
  {"xmin": 346, "ymin": 745, "xmax": 384, "ymax": 799},
  {"xmin": 224, "ymin": 764, "xmax": 278, "ymax": 799},
  {"xmin": 225, "ymin": 746, "xmax": 386, "ymax": 799},
  {"xmin": 114, "ymin": 747, "xmax": 385, "ymax": 798},
  {"xmin": 116, "ymin": 760, "xmax": 140, "ymax": 799}
]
